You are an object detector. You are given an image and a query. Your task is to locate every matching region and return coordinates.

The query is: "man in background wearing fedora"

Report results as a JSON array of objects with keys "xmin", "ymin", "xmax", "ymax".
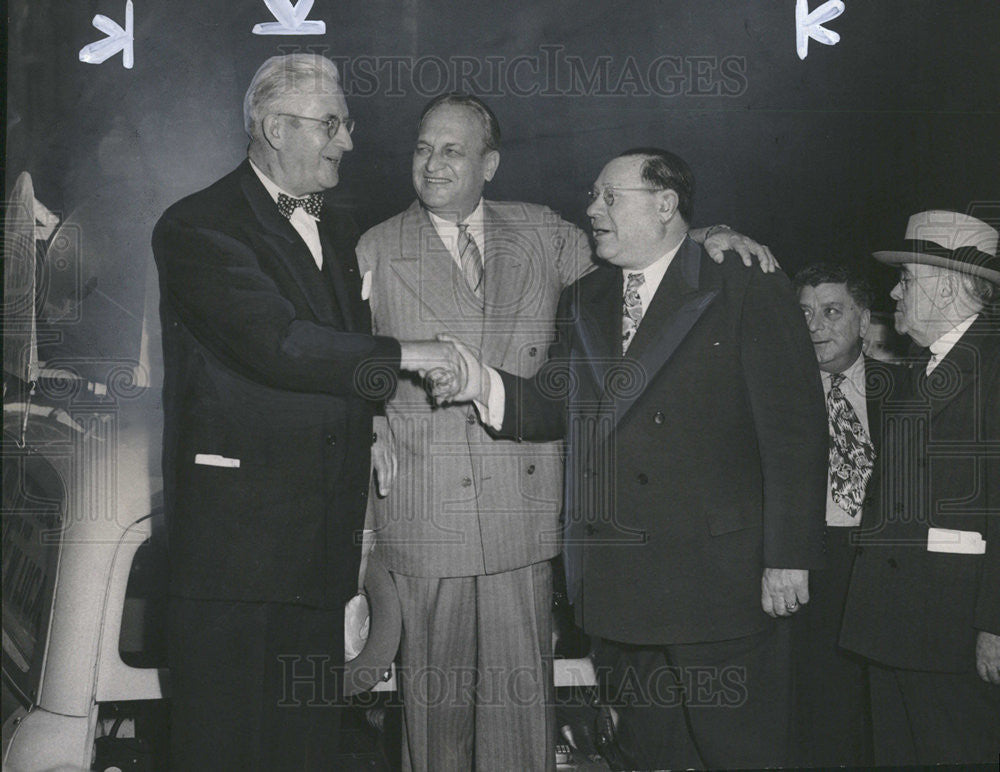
[{"xmin": 840, "ymin": 210, "xmax": 1000, "ymax": 765}]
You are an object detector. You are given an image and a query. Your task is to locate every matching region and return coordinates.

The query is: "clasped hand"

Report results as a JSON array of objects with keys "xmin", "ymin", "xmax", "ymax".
[{"xmin": 398, "ymin": 337, "xmax": 485, "ymax": 404}]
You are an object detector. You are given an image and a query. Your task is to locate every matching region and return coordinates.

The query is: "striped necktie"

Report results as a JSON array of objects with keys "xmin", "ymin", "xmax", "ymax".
[{"xmin": 457, "ymin": 223, "xmax": 484, "ymax": 301}]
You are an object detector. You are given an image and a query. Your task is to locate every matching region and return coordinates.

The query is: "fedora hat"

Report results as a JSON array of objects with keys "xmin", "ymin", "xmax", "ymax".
[
  {"xmin": 343, "ymin": 552, "xmax": 402, "ymax": 696},
  {"xmin": 874, "ymin": 210, "xmax": 1000, "ymax": 285}
]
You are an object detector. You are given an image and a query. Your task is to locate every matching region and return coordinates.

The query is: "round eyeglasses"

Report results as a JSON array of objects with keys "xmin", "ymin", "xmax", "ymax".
[
  {"xmin": 587, "ymin": 185, "xmax": 664, "ymax": 207},
  {"xmin": 275, "ymin": 112, "xmax": 355, "ymax": 138}
]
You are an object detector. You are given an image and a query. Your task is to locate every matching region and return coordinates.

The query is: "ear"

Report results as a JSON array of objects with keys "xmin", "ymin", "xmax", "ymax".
[
  {"xmin": 262, "ymin": 114, "xmax": 285, "ymax": 150},
  {"xmin": 483, "ymin": 150, "xmax": 500, "ymax": 183},
  {"xmin": 658, "ymin": 189, "xmax": 679, "ymax": 221},
  {"xmin": 859, "ymin": 307, "xmax": 871, "ymax": 339},
  {"xmin": 938, "ymin": 272, "xmax": 959, "ymax": 300}
]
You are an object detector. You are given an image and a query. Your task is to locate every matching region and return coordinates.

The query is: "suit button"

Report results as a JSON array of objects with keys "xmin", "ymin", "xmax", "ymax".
[
  {"xmin": 585, "ymin": 524, "xmax": 597, "ymax": 536},
  {"xmin": 461, "ymin": 477, "xmax": 473, "ymax": 487},
  {"xmin": 887, "ymin": 558, "xmax": 898, "ymax": 569},
  {"xmin": 326, "ymin": 434, "xmax": 337, "ymax": 446},
  {"xmin": 526, "ymin": 464, "xmax": 535, "ymax": 475},
  {"xmin": 654, "ymin": 411, "xmax": 665, "ymax": 424},
  {"xmin": 372, "ymin": 432, "xmax": 378, "ymax": 445},
  {"xmin": 466, "ymin": 414, "xmax": 476, "ymax": 425},
  {"xmin": 637, "ymin": 473, "xmax": 648, "ymax": 485},
  {"xmin": 529, "ymin": 347, "xmax": 538, "ymax": 357}
]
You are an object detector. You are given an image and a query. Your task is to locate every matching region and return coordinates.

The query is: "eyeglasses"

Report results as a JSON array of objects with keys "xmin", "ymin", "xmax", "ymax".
[
  {"xmin": 587, "ymin": 185, "xmax": 664, "ymax": 207},
  {"xmin": 275, "ymin": 113, "xmax": 355, "ymax": 138}
]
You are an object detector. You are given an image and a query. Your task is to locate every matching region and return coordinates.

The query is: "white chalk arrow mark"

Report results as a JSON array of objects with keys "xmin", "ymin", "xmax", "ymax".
[
  {"xmin": 79, "ymin": 0, "xmax": 134, "ymax": 69},
  {"xmin": 252, "ymin": 0, "xmax": 326, "ymax": 35},
  {"xmin": 796, "ymin": 0, "xmax": 845, "ymax": 60}
]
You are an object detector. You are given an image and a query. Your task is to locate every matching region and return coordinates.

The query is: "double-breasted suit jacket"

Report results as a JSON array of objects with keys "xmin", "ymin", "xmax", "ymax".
[
  {"xmin": 356, "ymin": 199, "xmax": 593, "ymax": 577},
  {"xmin": 153, "ymin": 160, "xmax": 400, "ymax": 610},
  {"xmin": 496, "ymin": 237, "xmax": 829, "ymax": 644}
]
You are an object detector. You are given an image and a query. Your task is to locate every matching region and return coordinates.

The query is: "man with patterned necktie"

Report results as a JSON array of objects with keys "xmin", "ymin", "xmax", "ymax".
[
  {"xmin": 791, "ymin": 262, "xmax": 908, "ymax": 767},
  {"xmin": 356, "ymin": 98, "xmax": 777, "ymax": 771},
  {"xmin": 437, "ymin": 147, "xmax": 828, "ymax": 769}
]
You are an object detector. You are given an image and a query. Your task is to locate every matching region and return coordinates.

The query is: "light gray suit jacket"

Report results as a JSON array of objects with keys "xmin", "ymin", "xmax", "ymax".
[{"xmin": 356, "ymin": 199, "xmax": 593, "ymax": 577}]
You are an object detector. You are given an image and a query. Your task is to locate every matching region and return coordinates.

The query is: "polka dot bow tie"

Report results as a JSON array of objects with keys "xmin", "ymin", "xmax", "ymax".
[{"xmin": 276, "ymin": 192, "xmax": 323, "ymax": 220}]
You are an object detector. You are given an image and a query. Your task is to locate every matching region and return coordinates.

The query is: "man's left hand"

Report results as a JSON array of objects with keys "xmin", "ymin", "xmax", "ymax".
[
  {"xmin": 761, "ymin": 568, "xmax": 809, "ymax": 617},
  {"xmin": 702, "ymin": 227, "xmax": 780, "ymax": 273},
  {"xmin": 975, "ymin": 631, "xmax": 1000, "ymax": 684}
]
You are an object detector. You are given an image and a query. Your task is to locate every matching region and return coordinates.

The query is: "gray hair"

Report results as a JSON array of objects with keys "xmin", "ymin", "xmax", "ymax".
[
  {"xmin": 243, "ymin": 54, "xmax": 341, "ymax": 139},
  {"xmin": 960, "ymin": 272, "xmax": 998, "ymax": 306}
]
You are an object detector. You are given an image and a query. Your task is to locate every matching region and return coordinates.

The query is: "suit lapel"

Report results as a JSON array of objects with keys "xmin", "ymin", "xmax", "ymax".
[
  {"xmin": 481, "ymin": 202, "xmax": 542, "ymax": 363},
  {"xmin": 317, "ymin": 212, "xmax": 356, "ymax": 331},
  {"xmin": 239, "ymin": 163, "xmax": 337, "ymax": 323},
  {"xmin": 394, "ymin": 203, "xmax": 475, "ymax": 340},
  {"xmin": 575, "ymin": 267, "xmax": 620, "ymax": 390},
  {"xmin": 922, "ymin": 312, "xmax": 996, "ymax": 420},
  {"xmin": 864, "ymin": 357, "xmax": 883, "ymax": 458},
  {"xmin": 607, "ymin": 238, "xmax": 719, "ymax": 432}
]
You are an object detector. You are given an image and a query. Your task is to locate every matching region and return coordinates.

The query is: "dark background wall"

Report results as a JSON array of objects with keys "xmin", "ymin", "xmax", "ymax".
[{"xmin": 5, "ymin": 0, "xmax": 999, "ymax": 385}]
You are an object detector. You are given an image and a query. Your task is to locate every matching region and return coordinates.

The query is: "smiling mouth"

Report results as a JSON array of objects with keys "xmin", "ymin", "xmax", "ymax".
[{"xmin": 423, "ymin": 176, "xmax": 451, "ymax": 185}]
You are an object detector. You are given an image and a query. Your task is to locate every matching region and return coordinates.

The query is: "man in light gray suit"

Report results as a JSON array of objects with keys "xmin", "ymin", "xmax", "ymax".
[{"xmin": 356, "ymin": 93, "xmax": 773, "ymax": 771}]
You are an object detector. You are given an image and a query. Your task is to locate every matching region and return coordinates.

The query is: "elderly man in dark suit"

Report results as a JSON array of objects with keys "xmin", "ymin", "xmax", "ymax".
[
  {"xmin": 153, "ymin": 54, "xmax": 461, "ymax": 770},
  {"xmin": 790, "ymin": 262, "xmax": 911, "ymax": 767},
  {"xmin": 840, "ymin": 210, "xmax": 1000, "ymax": 765},
  {"xmin": 355, "ymin": 97, "xmax": 774, "ymax": 771},
  {"xmin": 441, "ymin": 147, "xmax": 828, "ymax": 769}
]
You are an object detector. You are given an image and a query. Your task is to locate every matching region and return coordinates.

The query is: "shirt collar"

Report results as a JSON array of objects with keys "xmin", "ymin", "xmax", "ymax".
[
  {"xmin": 249, "ymin": 159, "xmax": 320, "ymax": 219},
  {"xmin": 623, "ymin": 238, "xmax": 684, "ymax": 299},
  {"xmin": 426, "ymin": 199, "xmax": 485, "ymax": 236},
  {"xmin": 823, "ymin": 352, "xmax": 866, "ymax": 393},
  {"xmin": 929, "ymin": 314, "xmax": 978, "ymax": 359}
]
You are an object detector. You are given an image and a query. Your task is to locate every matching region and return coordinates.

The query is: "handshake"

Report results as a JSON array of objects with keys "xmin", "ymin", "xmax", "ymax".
[{"xmin": 399, "ymin": 335, "xmax": 489, "ymax": 405}]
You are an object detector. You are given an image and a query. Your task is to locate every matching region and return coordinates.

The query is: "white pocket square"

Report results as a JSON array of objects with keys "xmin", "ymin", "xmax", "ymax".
[
  {"xmin": 926, "ymin": 527, "xmax": 986, "ymax": 555},
  {"xmin": 361, "ymin": 270, "xmax": 372, "ymax": 301},
  {"xmin": 194, "ymin": 453, "xmax": 240, "ymax": 468}
]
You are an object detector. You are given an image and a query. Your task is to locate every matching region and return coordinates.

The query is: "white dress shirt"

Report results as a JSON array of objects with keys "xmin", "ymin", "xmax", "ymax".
[
  {"xmin": 926, "ymin": 314, "xmax": 978, "ymax": 374},
  {"xmin": 249, "ymin": 159, "xmax": 324, "ymax": 270},
  {"xmin": 478, "ymin": 239, "xmax": 684, "ymax": 429},
  {"xmin": 425, "ymin": 199, "xmax": 486, "ymax": 270},
  {"xmin": 822, "ymin": 353, "xmax": 871, "ymax": 527}
]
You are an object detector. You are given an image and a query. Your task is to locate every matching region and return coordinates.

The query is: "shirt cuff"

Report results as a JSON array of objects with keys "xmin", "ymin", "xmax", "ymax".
[{"xmin": 473, "ymin": 366, "xmax": 505, "ymax": 431}]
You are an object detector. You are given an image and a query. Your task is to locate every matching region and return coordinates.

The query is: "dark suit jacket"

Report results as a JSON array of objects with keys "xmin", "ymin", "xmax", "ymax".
[
  {"xmin": 495, "ymin": 237, "xmax": 829, "ymax": 645},
  {"xmin": 152, "ymin": 161, "xmax": 401, "ymax": 609},
  {"xmin": 841, "ymin": 311, "xmax": 1000, "ymax": 672}
]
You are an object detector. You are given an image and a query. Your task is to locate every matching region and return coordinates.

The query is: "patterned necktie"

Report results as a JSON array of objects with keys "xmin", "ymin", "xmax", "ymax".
[
  {"xmin": 827, "ymin": 372, "xmax": 875, "ymax": 517},
  {"xmin": 457, "ymin": 223, "xmax": 484, "ymax": 300},
  {"xmin": 622, "ymin": 272, "xmax": 645, "ymax": 353},
  {"xmin": 276, "ymin": 192, "xmax": 323, "ymax": 220}
]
